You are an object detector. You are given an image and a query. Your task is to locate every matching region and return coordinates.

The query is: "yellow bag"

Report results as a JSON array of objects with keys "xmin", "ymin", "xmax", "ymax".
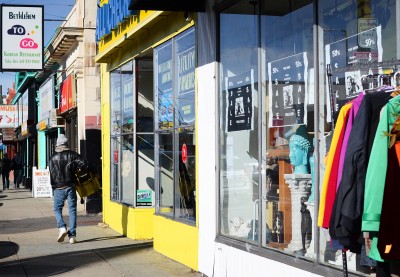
[{"xmin": 74, "ymin": 169, "xmax": 101, "ymax": 198}]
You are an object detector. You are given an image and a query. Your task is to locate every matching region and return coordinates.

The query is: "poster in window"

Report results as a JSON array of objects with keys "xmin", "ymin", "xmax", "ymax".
[
  {"xmin": 156, "ymin": 41, "xmax": 173, "ymax": 129},
  {"xmin": 111, "ymin": 74, "xmax": 121, "ymax": 136},
  {"xmin": 176, "ymin": 28, "xmax": 195, "ymax": 125},
  {"xmin": 225, "ymin": 70, "xmax": 254, "ymax": 132},
  {"xmin": 268, "ymin": 52, "xmax": 308, "ymax": 127}
]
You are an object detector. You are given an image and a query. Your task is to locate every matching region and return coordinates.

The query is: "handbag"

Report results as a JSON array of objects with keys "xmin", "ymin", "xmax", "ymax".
[{"xmin": 74, "ymin": 168, "xmax": 101, "ymax": 198}]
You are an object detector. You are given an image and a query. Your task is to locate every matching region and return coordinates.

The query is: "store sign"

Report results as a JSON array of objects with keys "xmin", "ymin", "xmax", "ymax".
[
  {"xmin": 0, "ymin": 105, "xmax": 17, "ymax": 128},
  {"xmin": 96, "ymin": 0, "xmax": 135, "ymax": 41},
  {"xmin": 136, "ymin": 190, "xmax": 152, "ymax": 206},
  {"xmin": 1, "ymin": 5, "xmax": 43, "ymax": 71},
  {"xmin": 268, "ymin": 52, "xmax": 308, "ymax": 127},
  {"xmin": 59, "ymin": 74, "xmax": 77, "ymax": 114},
  {"xmin": 38, "ymin": 76, "xmax": 54, "ymax": 121}
]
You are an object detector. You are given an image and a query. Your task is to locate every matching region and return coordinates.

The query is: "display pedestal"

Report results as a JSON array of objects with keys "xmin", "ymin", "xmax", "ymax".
[
  {"xmin": 283, "ymin": 173, "xmax": 311, "ymax": 253},
  {"xmin": 305, "ymin": 202, "xmax": 315, "ymax": 259}
]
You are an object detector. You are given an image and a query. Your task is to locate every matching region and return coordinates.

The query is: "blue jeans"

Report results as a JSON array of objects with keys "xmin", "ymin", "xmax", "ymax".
[{"xmin": 53, "ymin": 187, "xmax": 77, "ymax": 237}]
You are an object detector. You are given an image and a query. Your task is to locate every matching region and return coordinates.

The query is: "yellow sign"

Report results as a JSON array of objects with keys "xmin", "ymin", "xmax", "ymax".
[{"xmin": 38, "ymin": 120, "xmax": 47, "ymax": 131}]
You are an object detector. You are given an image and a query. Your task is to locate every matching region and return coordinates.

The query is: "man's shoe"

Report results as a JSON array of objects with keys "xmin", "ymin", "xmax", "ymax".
[
  {"xmin": 69, "ymin": 237, "xmax": 77, "ymax": 244},
  {"xmin": 57, "ymin": 227, "xmax": 68, "ymax": 242}
]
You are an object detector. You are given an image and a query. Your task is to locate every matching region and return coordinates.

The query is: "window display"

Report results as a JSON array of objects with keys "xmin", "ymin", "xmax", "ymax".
[
  {"xmin": 154, "ymin": 27, "xmax": 196, "ymax": 223},
  {"xmin": 218, "ymin": 0, "xmax": 400, "ymax": 275}
]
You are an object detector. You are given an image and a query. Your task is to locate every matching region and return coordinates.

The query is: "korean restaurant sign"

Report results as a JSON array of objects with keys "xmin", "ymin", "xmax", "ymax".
[
  {"xmin": 1, "ymin": 5, "xmax": 44, "ymax": 71},
  {"xmin": 59, "ymin": 74, "xmax": 77, "ymax": 114},
  {"xmin": 0, "ymin": 105, "xmax": 17, "ymax": 128}
]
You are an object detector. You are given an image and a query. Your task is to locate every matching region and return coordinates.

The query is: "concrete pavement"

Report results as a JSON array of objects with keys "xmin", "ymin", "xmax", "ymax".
[{"xmin": 0, "ymin": 188, "xmax": 200, "ymax": 277}]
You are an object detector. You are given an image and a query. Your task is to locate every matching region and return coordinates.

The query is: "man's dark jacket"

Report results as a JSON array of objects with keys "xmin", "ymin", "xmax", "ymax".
[{"xmin": 49, "ymin": 149, "xmax": 86, "ymax": 189}]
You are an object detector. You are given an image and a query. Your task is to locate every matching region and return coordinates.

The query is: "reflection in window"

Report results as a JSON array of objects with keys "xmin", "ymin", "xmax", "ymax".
[
  {"xmin": 219, "ymin": 2, "xmax": 259, "ymax": 242},
  {"xmin": 155, "ymin": 27, "xmax": 196, "ymax": 223},
  {"xmin": 218, "ymin": 0, "xmax": 316, "ymax": 258},
  {"xmin": 109, "ymin": 60, "xmax": 155, "ymax": 207}
]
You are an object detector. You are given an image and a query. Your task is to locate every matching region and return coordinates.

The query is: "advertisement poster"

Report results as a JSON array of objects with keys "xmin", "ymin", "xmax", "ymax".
[
  {"xmin": 325, "ymin": 26, "xmax": 382, "ymax": 122},
  {"xmin": 1, "ymin": 5, "xmax": 43, "ymax": 71},
  {"xmin": 111, "ymin": 74, "xmax": 121, "ymax": 136},
  {"xmin": 156, "ymin": 41, "xmax": 173, "ymax": 129},
  {"xmin": 176, "ymin": 29, "xmax": 195, "ymax": 125},
  {"xmin": 268, "ymin": 52, "xmax": 308, "ymax": 127},
  {"xmin": 0, "ymin": 105, "xmax": 17, "ymax": 128},
  {"xmin": 137, "ymin": 190, "xmax": 152, "ymax": 206},
  {"xmin": 226, "ymin": 70, "xmax": 254, "ymax": 132},
  {"xmin": 122, "ymin": 76, "xmax": 134, "ymax": 129},
  {"xmin": 32, "ymin": 167, "xmax": 52, "ymax": 198}
]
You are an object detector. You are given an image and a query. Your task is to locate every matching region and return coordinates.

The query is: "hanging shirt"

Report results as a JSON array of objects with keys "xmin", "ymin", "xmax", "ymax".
[
  {"xmin": 318, "ymin": 102, "xmax": 351, "ymax": 228},
  {"xmin": 335, "ymin": 93, "xmax": 365, "ymax": 192},
  {"xmin": 329, "ymin": 91, "xmax": 392, "ymax": 252},
  {"xmin": 363, "ymin": 95, "xmax": 400, "ymax": 261}
]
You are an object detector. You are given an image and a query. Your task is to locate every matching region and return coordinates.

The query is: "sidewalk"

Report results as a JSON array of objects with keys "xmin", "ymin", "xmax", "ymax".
[{"xmin": 0, "ymin": 188, "xmax": 200, "ymax": 277}]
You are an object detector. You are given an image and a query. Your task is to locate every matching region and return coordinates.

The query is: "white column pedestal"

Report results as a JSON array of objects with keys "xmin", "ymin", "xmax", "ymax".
[{"xmin": 283, "ymin": 173, "xmax": 311, "ymax": 254}]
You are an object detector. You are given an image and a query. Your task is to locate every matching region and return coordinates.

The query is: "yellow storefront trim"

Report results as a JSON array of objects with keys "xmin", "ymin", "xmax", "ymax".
[{"xmin": 153, "ymin": 215, "xmax": 199, "ymax": 271}]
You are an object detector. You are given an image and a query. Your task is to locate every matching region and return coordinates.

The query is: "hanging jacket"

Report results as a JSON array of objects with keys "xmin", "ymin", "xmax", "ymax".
[
  {"xmin": 363, "ymin": 96, "xmax": 400, "ymax": 261},
  {"xmin": 318, "ymin": 102, "xmax": 351, "ymax": 227},
  {"xmin": 377, "ymin": 139, "xmax": 400, "ymax": 260},
  {"xmin": 329, "ymin": 91, "xmax": 392, "ymax": 252}
]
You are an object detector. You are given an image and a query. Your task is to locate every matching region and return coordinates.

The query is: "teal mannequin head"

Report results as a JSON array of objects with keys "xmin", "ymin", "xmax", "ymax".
[{"xmin": 289, "ymin": 125, "xmax": 312, "ymax": 174}]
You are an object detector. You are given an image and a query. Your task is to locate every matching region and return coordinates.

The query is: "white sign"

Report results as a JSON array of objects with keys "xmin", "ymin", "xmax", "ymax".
[
  {"xmin": 1, "ymin": 5, "xmax": 44, "ymax": 71},
  {"xmin": 39, "ymin": 77, "xmax": 54, "ymax": 121},
  {"xmin": 358, "ymin": 18, "xmax": 377, "ymax": 49},
  {"xmin": 0, "ymin": 105, "xmax": 17, "ymax": 128},
  {"xmin": 32, "ymin": 167, "xmax": 52, "ymax": 198}
]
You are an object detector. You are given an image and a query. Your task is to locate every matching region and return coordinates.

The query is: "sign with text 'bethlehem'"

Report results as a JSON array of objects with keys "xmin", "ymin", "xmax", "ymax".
[{"xmin": 1, "ymin": 5, "xmax": 44, "ymax": 71}]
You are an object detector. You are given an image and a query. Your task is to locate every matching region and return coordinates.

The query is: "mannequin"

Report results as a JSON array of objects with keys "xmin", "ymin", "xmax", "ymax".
[{"xmin": 288, "ymin": 125, "xmax": 312, "ymax": 174}]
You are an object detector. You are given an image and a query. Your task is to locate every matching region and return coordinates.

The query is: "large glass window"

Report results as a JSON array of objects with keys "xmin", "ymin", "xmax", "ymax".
[
  {"xmin": 110, "ymin": 59, "xmax": 155, "ymax": 206},
  {"xmin": 219, "ymin": 0, "xmax": 316, "ymax": 259},
  {"xmin": 155, "ymin": 27, "xmax": 196, "ymax": 223},
  {"xmin": 219, "ymin": 0, "xmax": 400, "ymax": 275}
]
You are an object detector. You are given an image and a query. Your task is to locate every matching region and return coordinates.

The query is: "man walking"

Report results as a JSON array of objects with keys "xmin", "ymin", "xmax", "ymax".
[
  {"xmin": 2, "ymin": 153, "xmax": 11, "ymax": 190},
  {"xmin": 49, "ymin": 134, "xmax": 87, "ymax": 244},
  {"xmin": 11, "ymin": 152, "xmax": 23, "ymax": 189}
]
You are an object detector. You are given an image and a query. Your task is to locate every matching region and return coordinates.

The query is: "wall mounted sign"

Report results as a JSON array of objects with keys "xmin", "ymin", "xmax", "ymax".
[
  {"xmin": 0, "ymin": 105, "xmax": 17, "ymax": 128},
  {"xmin": 1, "ymin": 5, "xmax": 43, "ymax": 71},
  {"xmin": 59, "ymin": 74, "xmax": 77, "ymax": 114}
]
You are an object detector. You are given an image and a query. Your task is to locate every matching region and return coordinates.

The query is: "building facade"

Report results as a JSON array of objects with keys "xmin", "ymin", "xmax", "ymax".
[{"xmin": 97, "ymin": 0, "xmax": 400, "ymax": 276}]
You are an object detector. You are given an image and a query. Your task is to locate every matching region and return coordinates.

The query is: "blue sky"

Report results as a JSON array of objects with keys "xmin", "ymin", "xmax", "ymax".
[{"xmin": 0, "ymin": 0, "xmax": 76, "ymax": 96}]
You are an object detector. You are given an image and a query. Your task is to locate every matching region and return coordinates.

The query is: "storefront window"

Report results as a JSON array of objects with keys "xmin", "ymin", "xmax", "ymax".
[
  {"xmin": 155, "ymin": 27, "xmax": 196, "ymax": 223},
  {"xmin": 110, "ymin": 59, "xmax": 155, "ymax": 206},
  {"xmin": 220, "ymin": 0, "xmax": 400, "ymax": 275},
  {"xmin": 219, "ymin": 0, "xmax": 315, "ymax": 255},
  {"xmin": 219, "ymin": 2, "xmax": 259, "ymax": 242}
]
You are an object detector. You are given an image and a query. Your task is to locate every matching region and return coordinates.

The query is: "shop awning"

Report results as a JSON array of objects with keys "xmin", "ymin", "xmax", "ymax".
[{"xmin": 128, "ymin": 0, "xmax": 205, "ymax": 12}]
